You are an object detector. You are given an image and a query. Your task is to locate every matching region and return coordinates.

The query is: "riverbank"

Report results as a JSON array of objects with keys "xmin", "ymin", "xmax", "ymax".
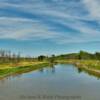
[
  {"xmin": 1, "ymin": 59, "xmax": 100, "ymax": 78},
  {"xmin": 56, "ymin": 59, "xmax": 100, "ymax": 75},
  {"xmin": 0, "ymin": 61, "xmax": 49, "ymax": 78}
]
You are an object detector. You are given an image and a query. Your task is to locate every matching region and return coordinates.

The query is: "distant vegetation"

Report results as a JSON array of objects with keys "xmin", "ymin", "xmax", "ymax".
[
  {"xmin": 0, "ymin": 50, "xmax": 100, "ymax": 64},
  {"xmin": 0, "ymin": 50, "xmax": 21, "ymax": 64},
  {"xmin": 55, "ymin": 51, "xmax": 100, "ymax": 60}
]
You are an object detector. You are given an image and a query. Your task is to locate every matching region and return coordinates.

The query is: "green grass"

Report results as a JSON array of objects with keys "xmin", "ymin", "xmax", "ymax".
[
  {"xmin": 1, "ymin": 59, "xmax": 100, "ymax": 78},
  {"xmin": 56, "ymin": 59, "xmax": 100, "ymax": 78},
  {"xmin": 56, "ymin": 59, "xmax": 100, "ymax": 70},
  {"xmin": 0, "ymin": 62, "xmax": 49, "ymax": 78}
]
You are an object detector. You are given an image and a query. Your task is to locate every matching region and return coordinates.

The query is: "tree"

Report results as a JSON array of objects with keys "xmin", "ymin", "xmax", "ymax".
[
  {"xmin": 16, "ymin": 52, "xmax": 21, "ymax": 63},
  {"xmin": 49, "ymin": 54, "xmax": 55, "ymax": 63},
  {"xmin": 38, "ymin": 55, "xmax": 46, "ymax": 61},
  {"xmin": 78, "ymin": 51, "xmax": 93, "ymax": 60},
  {"xmin": 95, "ymin": 52, "xmax": 100, "ymax": 60}
]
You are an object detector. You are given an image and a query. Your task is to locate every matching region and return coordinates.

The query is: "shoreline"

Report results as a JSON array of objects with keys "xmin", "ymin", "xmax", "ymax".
[
  {"xmin": 1, "ymin": 59, "xmax": 100, "ymax": 79},
  {"xmin": 56, "ymin": 60, "xmax": 100, "ymax": 76},
  {"xmin": 0, "ymin": 62, "xmax": 49, "ymax": 78}
]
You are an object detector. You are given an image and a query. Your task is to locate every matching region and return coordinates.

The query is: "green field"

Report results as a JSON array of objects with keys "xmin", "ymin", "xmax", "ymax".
[{"xmin": 0, "ymin": 61, "xmax": 49, "ymax": 78}]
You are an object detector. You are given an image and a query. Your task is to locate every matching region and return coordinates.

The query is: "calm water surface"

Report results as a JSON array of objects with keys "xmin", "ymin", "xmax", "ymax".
[{"xmin": 0, "ymin": 64, "xmax": 100, "ymax": 100}]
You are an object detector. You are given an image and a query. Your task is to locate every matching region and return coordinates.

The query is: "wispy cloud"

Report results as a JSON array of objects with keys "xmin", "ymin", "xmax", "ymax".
[
  {"xmin": 0, "ymin": 17, "xmax": 59, "ymax": 40},
  {"xmin": 0, "ymin": 0, "xmax": 100, "ymax": 44},
  {"xmin": 83, "ymin": 0, "xmax": 100, "ymax": 20}
]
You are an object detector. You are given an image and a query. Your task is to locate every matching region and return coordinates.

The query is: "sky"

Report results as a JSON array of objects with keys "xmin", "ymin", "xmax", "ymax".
[{"xmin": 0, "ymin": 0, "xmax": 100, "ymax": 56}]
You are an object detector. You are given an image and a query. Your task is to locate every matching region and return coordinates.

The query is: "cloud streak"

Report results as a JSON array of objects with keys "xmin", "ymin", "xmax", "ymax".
[{"xmin": 0, "ymin": 0, "xmax": 100, "ymax": 44}]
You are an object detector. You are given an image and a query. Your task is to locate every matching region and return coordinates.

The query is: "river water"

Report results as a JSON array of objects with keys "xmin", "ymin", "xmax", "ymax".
[{"xmin": 0, "ymin": 64, "xmax": 100, "ymax": 100}]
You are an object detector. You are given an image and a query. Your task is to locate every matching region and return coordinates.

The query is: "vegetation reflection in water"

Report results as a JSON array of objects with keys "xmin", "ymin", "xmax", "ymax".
[
  {"xmin": 1, "ymin": 50, "xmax": 100, "ymax": 79},
  {"xmin": 1, "ymin": 63, "xmax": 100, "ymax": 81},
  {"xmin": 0, "ymin": 64, "xmax": 100, "ymax": 100}
]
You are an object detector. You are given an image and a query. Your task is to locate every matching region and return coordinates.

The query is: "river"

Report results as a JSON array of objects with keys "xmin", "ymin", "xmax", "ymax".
[{"xmin": 0, "ymin": 64, "xmax": 100, "ymax": 100}]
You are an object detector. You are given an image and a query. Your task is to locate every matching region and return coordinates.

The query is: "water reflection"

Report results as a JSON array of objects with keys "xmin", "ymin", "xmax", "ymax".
[
  {"xmin": 1, "ymin": 64, "xmax": 100, "ymax": 81},
  {"xmin": 39, "ymin": 65, "xmax": 56, "ymax": 74},
  {"xmin": 0, "ymin": 64, "xmax": 100, "ymax": 100},
  {"xmin": 77, "ymin": 68, "xmax": 83, "ymax": 73},
  {"xmin": 77, "ymin": 67, "xmax": 100, "ymax": 80},
  {"xmin": 0, "ymin": 64, "xmax": 56, "ymax": 81}
]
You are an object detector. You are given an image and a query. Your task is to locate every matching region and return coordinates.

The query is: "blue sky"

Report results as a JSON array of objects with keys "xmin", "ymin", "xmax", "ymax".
[{"xmin": 0, "ymin": 0, "xmax": 100, "ymax": 56}]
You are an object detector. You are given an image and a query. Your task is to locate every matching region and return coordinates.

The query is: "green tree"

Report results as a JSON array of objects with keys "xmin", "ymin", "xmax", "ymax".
[
  {"xmin": 49, "ymin": 54, "xmax": 55, "ymax": 63},
  {"xmin": 38, "ymin": 55, "xmax": 46, "ymax": 61}
]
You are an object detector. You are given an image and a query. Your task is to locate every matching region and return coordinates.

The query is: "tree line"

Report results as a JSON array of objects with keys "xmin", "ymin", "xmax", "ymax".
[
  {"xmin": 56, "ymin": 51, "xmax": 100, "ymax": 60},
  {"xmin": 0, "ymin": 50, "xmax": 21, "ymax": 63},
  {"xmin": 0, "ymin": 50, "xmax": 100, "ymax": 64},
  {"xmin": 0, "ymin": 49, "xmax": 56, "ymax": 63}
]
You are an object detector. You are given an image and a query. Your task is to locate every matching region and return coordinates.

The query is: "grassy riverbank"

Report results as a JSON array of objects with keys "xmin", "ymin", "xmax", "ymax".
[
  {"xmin": 0, "ymin": 61, "xmax": 49, "ymax": 78},
  {"xmin": 56, "ymin": 59, "xmax": 100, "ymax": 74},
  {"xmin": 1, "ymin": 58, "xmax": 100, "ymax": 78}
]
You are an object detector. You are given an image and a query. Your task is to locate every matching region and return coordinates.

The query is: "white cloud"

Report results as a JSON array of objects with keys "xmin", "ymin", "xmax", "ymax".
[
  {"xmin": 0, "ymin": 0, "xmax": 100, "ymax": 44},
  {"xmin": 0, "ymin": 17, "xmax": 59, "ymax": 40},
  {"xmin": 83, "ymin": 0, "xmax": 100, "ymax": 20}
]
